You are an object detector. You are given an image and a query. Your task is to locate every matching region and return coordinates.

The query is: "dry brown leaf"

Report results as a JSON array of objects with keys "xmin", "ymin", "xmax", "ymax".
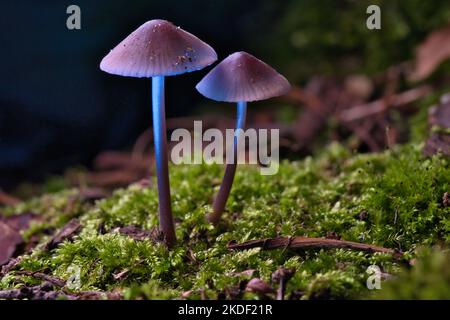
[
  {"xmin": 0, "ymin": 213, "xmax": 38, "ymax": 266},
  {"xmin": 410, "ymin": 25, "xmax": 450, "ymax": 81},
  {"xmin": 0, "ymin": 222, "xmax": 23, "ymax": 266}
]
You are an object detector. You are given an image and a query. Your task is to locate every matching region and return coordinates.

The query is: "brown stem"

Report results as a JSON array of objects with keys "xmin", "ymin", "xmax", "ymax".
[
  {"xmin": 209, "ymin": 159, "xmax": 237, "ymax": 224},
  {"xmin": 15, "ymin": 271, "xmax": 66, "ymax": 287},
  {"xmin": 277, "ymin": 279, "xmax": 285, "ymax": 300},
  {"xmin": 228, "ymin": 236, "xmax": 400, "ymax": 256}
]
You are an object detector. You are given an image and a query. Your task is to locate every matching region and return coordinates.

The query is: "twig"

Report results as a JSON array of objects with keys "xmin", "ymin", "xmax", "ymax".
[
  {"xmin": 0, "ymin": 288, "xmax": 32, "ymax": 299},
  {"xmin": 338, "ymin": 85, "xmax": 432, "ymax": 122},
  {"xmin": 15, "ymin": 271, "xmax": 66, "ymax": 287},
  {"xmin": 0, "ymin": 286, "xmax": 121, "ymax": 300},
  {"xmin": 0, "ymin": 257, "xmax": 22, "ymax": 276},
  {"xmin": 228, "ymin": 236, "xmax": 399, "ymax": 255},
  {"xmin": 45, "ymin": 219, "xmax": 82, "ymax": 251}
]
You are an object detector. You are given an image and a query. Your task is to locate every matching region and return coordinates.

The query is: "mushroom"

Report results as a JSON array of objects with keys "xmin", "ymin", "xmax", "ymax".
[
  {"xmin": 196, "ymin": 52, "xmax": 290, "ymax": 224},
  {"xmin": 245, "ymin": 278, "xmax": 276, "ymax": 296},
  {"xmin": 100, "ymin": 20, "xmax": 217, "ymax": 246},
  {"xmin": 271, "ymin": 267, "xmax": 295, "ymax": 300}
]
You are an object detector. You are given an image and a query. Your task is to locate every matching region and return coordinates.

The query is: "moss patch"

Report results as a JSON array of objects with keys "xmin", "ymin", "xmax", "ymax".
[{"xmin": 1, "ymin": 143, "xmax": 449, "ymax": 299}]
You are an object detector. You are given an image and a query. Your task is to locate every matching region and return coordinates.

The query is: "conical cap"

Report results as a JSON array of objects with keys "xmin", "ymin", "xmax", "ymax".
[
  {"xmin": 196, "ymin": 52, "xmax": 291, "ymax": 102},
  {"xmin": 100, "ymin": 20, "xmax": 217, "ymax": 77}
]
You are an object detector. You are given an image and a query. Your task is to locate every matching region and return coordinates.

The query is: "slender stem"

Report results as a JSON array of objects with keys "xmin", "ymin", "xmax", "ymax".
[
  {"xmin": 277, "ymin": 280, "xmax": 286, "ymax": 300},
  {"xmin": 209, "ymin": 101, "xmax": 247, "ymax": 224},
  {"xmin": 152, "ymin": 76, "xmax": 176, "ymax": 246}
]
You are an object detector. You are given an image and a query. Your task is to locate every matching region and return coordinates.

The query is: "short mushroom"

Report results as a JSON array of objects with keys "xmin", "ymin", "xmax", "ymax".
[
  {"xmin": 245, "ymin": 278, "xmax": 276, "ymax": 296},
  {"xmin": 272, "ymin": 267, "xmax": 295, "ymax": 300},
  {"xmin": 196, "ymin": 51, "xmax": 291, "ymax": 224},
  {"xmin": 100, "ymin": 20, "xmax": 217, "ymax": 246}
]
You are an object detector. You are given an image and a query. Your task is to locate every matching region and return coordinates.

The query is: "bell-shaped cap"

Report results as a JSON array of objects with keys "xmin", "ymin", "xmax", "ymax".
[
  {"xmin": 196, "ymin": 51, "xmax": 291, "ymax": 102},
  {"xmin": 100, "ymin": 20, "xmax": 217, "ymax": 77}
]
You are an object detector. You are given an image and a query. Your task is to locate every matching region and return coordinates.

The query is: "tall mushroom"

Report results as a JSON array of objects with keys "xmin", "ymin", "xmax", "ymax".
[
  {"xmin": 100, "ymin": 20, "xmax": 217, "ymax": 246},
  {"xmin": 196, "ymin": 52, "xmax": 291, "ymax": 224}
]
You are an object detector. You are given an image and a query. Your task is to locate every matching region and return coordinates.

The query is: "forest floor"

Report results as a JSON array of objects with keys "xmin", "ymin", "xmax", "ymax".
[{"xmin": 1, "ymin": 142, "xmax": 449, "ymax": 300}]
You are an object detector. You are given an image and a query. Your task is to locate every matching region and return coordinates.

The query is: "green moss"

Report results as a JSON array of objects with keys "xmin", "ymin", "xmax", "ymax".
[
  {"xmin": 369, "ymin": 247, "xmax": 450, "ymax": 299},
  {"xmin": 0, "ymin": 143, "xmax": 449, "ymax": 299},
  {"xmin": 408, "ymin": 91, "xmax": 447, "ymax": 144}
]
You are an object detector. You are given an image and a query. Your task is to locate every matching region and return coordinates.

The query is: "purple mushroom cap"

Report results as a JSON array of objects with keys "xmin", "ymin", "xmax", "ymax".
[
  {"xmin": 196, "ymin": 51, "xmax": 291, "ymax": 102},
  {"xmin": 100, "ymin": 19, "xmax": 217, "ymax": 77}
]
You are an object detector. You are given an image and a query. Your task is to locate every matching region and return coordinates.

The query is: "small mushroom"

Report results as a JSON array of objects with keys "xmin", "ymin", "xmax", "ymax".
[
  {"xmin": 245, "ymin": 278, "xmax": 276, "ymax": 296},
  {"xmin": 100, "ymin": 20, "xmax": 217, "ymax": 246},
  {"xmin": 196, "ymin": 52, "xmax": 291, "ymax": 224},
  {"xmin": 272, "ymin": 268, "xmax": 295, "ymax": 300}
]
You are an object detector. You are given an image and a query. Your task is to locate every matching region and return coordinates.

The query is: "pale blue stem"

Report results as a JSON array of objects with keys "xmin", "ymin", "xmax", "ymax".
[
  {"xmin": 235, "ymin": 101, "xmax": 247, "ymax": 144},
  {"xmin": 152, "ymin": 76, "xmax": 176, "ymax": 246},
  {"xmin": 209, "ymin": 101, "xmax": 247, "ymax": 224}
]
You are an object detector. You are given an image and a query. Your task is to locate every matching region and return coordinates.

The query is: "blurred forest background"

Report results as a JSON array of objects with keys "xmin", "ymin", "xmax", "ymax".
[{"xmin": 1, "ymin": 0, "xmax": 450, "ymax": 191}]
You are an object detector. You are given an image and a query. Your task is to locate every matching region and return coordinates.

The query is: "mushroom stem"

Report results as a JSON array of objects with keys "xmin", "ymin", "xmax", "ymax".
[
  {"xmin": 152, "ymin": 76, "xmax": 176, "ymax": 246},
  {"xmin": 277, "ymin": 279, "xmax": 286, "ymax": 300},
  {"xmin": 209, "ymin": 101, "xmax": 247, "ymax": 224}
]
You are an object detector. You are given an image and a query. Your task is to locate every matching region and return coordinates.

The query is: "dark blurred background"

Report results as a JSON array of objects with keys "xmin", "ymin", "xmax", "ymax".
[{"xmin": 1, "ymin": 0, "xmax": 450, "ymax": 189}]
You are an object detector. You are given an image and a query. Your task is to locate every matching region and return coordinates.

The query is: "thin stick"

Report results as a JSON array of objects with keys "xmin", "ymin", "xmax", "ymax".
[
  {"xmin": 15, "ymin": 271, "xmax": 66, "ymax": 287},
  {"xmin": 152, "ymin": 76, "xmax": 176, "ymax": 246},
  {"xmin": 338, "ymin": 85, "xmax": 431, "ymax": 122},
  {"xmin": 228, "ymin": 236, "xmax": 398, "ymax": 255},
  {"xmin": 209, "ymin": 101, "xmax": 247, "ymax": 224}
]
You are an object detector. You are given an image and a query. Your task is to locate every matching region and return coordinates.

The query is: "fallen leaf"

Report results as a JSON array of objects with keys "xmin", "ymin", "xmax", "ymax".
[
  {"xmin": 410, "ymin": 25, "xmax": 450, "ymax": 81},
  {"xmin": 0, "ymin": 222, "xmax": 23, "ymax": 266},
  {"xmin": 0, "ymin": 212, "xmax": 38, "ymax": 231},
  {"xmin": 45, "ymin": 219, "xmax": 82, "ymax": 250},
  {"xmin": 0, "ymin": 213, "xmax": 38, "ymax": 266}
]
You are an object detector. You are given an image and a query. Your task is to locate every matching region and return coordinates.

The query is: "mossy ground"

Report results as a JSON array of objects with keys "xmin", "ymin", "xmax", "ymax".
[{"xmin": 1, "ymin": 143, "xmax": 449, "ymax": 299}]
